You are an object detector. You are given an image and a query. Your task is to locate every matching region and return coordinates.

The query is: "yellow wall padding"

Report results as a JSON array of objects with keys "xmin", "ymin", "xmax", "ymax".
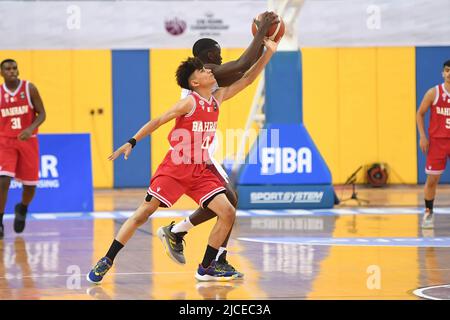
[
  {"xmin": 302, "ymin": 47, "xmax": 417, "ymax": 184},
  {"xmin": 0, "ymin": 50, "xmax": 113, "ymax": 187}
]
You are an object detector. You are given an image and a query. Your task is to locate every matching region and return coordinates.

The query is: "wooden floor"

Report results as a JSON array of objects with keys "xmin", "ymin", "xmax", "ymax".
[{"xmin": 1, "ymin": 185, "xmax": 450, "ymax": 300}]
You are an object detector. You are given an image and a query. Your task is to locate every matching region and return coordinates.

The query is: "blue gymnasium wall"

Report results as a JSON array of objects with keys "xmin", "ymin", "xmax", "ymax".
[
  {"xmin": 416, "ymin": 47, "xmax": 450, "ymax": 184},
  {"xmin": 265, "ymin": 51, "xmax": 303, "ymax": 124},
  {"xmin": 112, "ymin": 50, "xmax": 151, "ymax": 187}
]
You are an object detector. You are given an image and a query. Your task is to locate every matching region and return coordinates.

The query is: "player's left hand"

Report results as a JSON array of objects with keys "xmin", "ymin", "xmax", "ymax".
[
  {"xmin": 263, "ymin": 38, "xmax": 279, "ymax": 53},
  {"xmin": 256, "ymin": 11, "xmax": 279, "ymax": 30},
  {"xmin": 108, "ymin": 142, "xmax": 133, "ymax": 161},
  {"xmin": 18, "ymin": 128, "xmax": 33, "ymax": 141}
]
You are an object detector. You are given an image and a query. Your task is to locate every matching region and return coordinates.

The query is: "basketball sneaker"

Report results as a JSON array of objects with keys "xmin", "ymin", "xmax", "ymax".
[
  {"xmin": 195, "ymin": 260, "xmax": 236, "ymax": 282},
  {"xmin": 421, "ymin": 209, "xmax": 434, "ymax": 229},
  {"xmin": 421, "ymin": 228, "xmax": 435, "ymax": 238},
  {"xmin": 14, "ymin": 203, "xmax": 27, "ymax": 233},
  {"xmin": 157, "ymin": 221, "xmax": 186, "ymax": 265},
  {"xmin": 216, "ymin": 260, "xmax": 244, "ymax": 279},
  {"xmin": 87, "ymin": 257, "xmax": 113, "ymax": 284}
]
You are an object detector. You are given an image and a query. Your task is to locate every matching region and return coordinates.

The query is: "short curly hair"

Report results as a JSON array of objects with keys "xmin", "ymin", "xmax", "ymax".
[
  {"xmin": 176, "ymin": 57, "xmax": 204, "ymax": 90},
  {"xmin": 1, "ymin": 59, "xmax": 17, "ymax": 70}
]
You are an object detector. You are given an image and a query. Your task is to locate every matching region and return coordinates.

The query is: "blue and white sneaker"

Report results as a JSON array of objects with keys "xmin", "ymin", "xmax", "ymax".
[
  {"xmin": 87, "ymin": 257, "xmax": 113, "ymax": 284},
  {"xmin": 195, "ymin": 260, "xmax": 236, "ymax": 282},
  {"xmin": 421, "ymin": 209, "xmax": 434, "ymax": 229},
  {"xmin": 216, "ymin": 260, "xmax": 244, "ymax": 279}
]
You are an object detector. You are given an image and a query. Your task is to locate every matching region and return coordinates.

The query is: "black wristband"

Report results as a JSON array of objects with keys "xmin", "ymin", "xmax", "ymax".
[{"xmin": 128, "ymin": 138, "xmax": 136, "ymax": 148}]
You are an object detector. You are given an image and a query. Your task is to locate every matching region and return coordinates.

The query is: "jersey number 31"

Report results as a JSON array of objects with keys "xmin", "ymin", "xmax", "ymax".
[{"xmin": 11, "ymin": 117, "xmax": 22, "ymax": 129}]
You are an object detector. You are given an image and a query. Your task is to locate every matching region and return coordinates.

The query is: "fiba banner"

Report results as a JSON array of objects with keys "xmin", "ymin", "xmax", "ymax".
[
  {"xmin": 5, "ymin": 134, "xmax": 93, "ymax": 213},
  {"xmin": 238, "ymin": 124, "xmax": 332, "ymax": 184},
  {"xmin": 235, "ymin": 51, "xmax": 335, "ymax": 209},
  {"xmin": 0, "ymin": 1, "xmax": 265, "ymax": 49},
  {"xmin": 236, "ymin": 124, "xmax": 335, "ymax": 209}
]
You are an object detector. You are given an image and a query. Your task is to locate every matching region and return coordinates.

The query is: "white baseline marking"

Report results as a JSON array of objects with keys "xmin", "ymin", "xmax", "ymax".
[
  {"xmin": 413, "ymin": 285, "xmax": 450, "ymax": 300},
  {"xmin": 0, "ymin": 271, "xmax": 193, "ymax": 281}
]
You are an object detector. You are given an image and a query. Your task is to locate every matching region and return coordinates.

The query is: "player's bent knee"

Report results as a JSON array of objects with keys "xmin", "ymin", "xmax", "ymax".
[
  {"xmin": 205, "ymin": 192, "xmax": 235, "ymax": 224},
  {"xmin": 222, "ymin": 205, "xmax": 236, "ymax": 225},
  {"xmin": 225, "ymin": 188, "xmax": 238, "ymax": 208},
  {"xmin": 137, "ymin": 200, "xmax": 159, "ymax": 221},
  {"xmin": 131, "ymin": 213, "xmax": 149, "ymax": 226},
  {"xmin": 203, "ymin": 190, "xmax": 226, "ymax": 209},
  {"xmin": 426, "ymin": 181, "xmax": 438, "ymax": 188},
  {"xmin": 426, "ymin": 175, "xmax": 440, "ymax": 187}
]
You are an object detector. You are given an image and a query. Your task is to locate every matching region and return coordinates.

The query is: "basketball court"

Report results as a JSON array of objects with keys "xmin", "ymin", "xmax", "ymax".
[
  {"xmin": 1, "ymin": 0, "xmax": 450, "ymax": 302},
  {"xmin": 1, "ymin": 186, "xmax": 450, "ymax": 300}
]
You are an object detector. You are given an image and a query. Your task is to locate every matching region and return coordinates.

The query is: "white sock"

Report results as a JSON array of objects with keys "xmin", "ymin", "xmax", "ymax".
[
  {"xmin": 215, "ymin": 247, "xmax": 227, "ymax": 261},
  {"xmin": 171, "ymin": 217, "xmax": 194, "ymax": 234}
]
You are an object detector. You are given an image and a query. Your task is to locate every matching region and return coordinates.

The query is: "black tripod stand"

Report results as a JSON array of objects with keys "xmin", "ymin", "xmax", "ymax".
[{"xmin": 340, "ymin": 166, "xmax": 369, "ymax": 205}]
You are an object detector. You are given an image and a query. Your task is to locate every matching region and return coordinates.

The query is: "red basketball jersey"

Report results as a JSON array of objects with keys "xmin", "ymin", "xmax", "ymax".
[
  {"xmin": 168, "ymin": 91, "xmax": 219, "ymax": 163},
  {"xmin": 429, "ymin": 83, "xmax": 450, "ymax": 139},
  {"xmin": 0, "ymin": 80, "xmax": 37, "ymax": 138}
]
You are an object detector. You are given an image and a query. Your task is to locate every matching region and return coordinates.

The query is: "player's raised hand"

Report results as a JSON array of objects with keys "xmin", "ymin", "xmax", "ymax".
[
  {"xmin": 419, "ymin": 136, "xmax": 429, "ymax": 154},
  {"xmin": 263, "ymin": 37, "xmax": 279, "ymax": 53},
  {"xmin": 108, "ymin": 142, "xmax": 133, "ymax": 161},
  {"xmin": 254, "ymin": 11, "xmax": 279, "ymax": 30},
  {"xmin": 260, "ymin": 11, "xmax": 280, "ymax": 28}
]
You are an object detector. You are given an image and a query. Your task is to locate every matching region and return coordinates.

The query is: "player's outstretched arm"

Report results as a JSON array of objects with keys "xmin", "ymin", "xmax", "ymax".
[
  {"xmin": 108, "ymin": 96, "xmax": 194, "ymax": 161},
  {"xmin": 215, "ymin": 38, "xmax": 278, "ymax": 103},
  {"xmin": 207, "ymin": 12, "xmax": 279, "ymax": 86},
  {"xmin": 417, "ymin": 87, "xmax": 435, "ymax": 154}
]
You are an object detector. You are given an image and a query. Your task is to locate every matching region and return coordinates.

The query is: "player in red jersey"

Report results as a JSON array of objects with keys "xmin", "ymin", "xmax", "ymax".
[
  {"xmin": 87, "ymin": 38, "xmax": 279, "ymax": 283},
  {"xmin": 159, "ymin": 12, "xmax": 279, "ymax": 278},
  {"xmin": 0, "ymin": 59, "xmax": 46, "ymax": 239},
  {"xmin": 417, "ymin": 60, "xmax": 450, "ymax": 229}
]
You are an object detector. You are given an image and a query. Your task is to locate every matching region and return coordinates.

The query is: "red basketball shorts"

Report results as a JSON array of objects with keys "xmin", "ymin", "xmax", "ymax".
[
  {"xmin": 425, "ymin": 137, "xmax": 450, "ymax": 175},
  {"xmin": 0, "ymin": 135, "xmax": 39, "ymax": 185},
  {"xmin": 206, "ymin": 163, "xmax": 228, "ymax": 186},
  {"xmin": 148, "ymin": 151, "xmax": 226, "ymax": 208}
]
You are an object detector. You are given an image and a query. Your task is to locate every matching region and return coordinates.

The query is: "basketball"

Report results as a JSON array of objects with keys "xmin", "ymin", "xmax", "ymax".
[{"xmin": 251, "ymin": 13, "xmax": 285, "ymax": 42}]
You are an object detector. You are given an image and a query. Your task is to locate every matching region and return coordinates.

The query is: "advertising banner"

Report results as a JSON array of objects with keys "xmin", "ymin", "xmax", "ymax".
[
  {"xmin": 0, "ymin": 1, "xmax": 265, "ymax": 49},
  {"xmin": 5, "ymin": 134, "xmax": 94, "ymax": 213},
  {"xmin": 1, "ymin": 1, "xmax": 449, "ymax": 49}
]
